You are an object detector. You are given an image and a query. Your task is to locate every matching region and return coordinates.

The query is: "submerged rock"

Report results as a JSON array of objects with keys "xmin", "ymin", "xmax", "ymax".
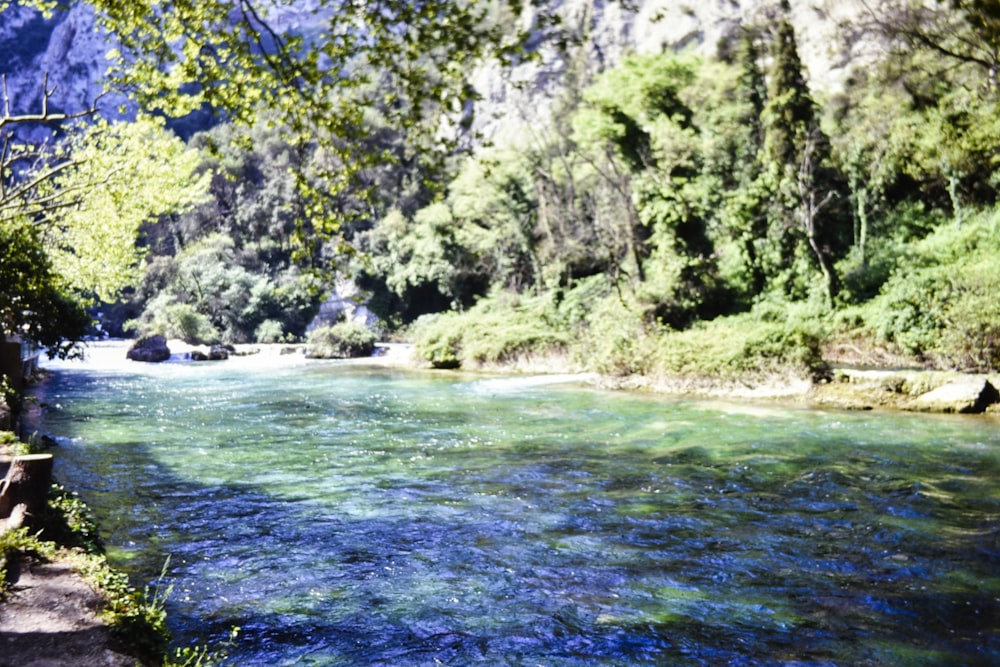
[
  {"xmin": 189, "ymin": 344, "xmax": 233, "ymax": 361},
  {"xmin": 125, "ymin": 335, "xmax": 170, "ymax": 363},
  {"xmin": 910, "ymin": 377, "xmax": 1000, "ymax": 414},
  {"xmin": 209, "ymin": 344, "xmax": 231, "ymax": 360}
]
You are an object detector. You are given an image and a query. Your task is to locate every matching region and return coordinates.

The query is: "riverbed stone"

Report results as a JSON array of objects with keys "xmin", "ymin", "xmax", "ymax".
[
  {"xmin": 209, "ymin": 345, "xmax": 231, "ymax": 360},
  {"xmin": 126, "ymin": 335, "xmax": 171, "ymax": 363},
  {"xmin": 910, "ymin": 376, "xmax": 1000, "ymax": 414}
]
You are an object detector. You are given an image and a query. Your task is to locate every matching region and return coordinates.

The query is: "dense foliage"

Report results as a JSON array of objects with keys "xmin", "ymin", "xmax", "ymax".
[
  {"xmin": 1, "ymin": 113, "xmax": 209, "ymax": 354},
  {"xmin": 307, "ymin": 322, "xmax": 378, "ymax": 359},
  {"xmin": 391, "ymin": 1, "xmax": 1000, "ymax": 375},
  {"xmin": 2, "ymin": 0, "xmax": 999, "ymax": 377}
]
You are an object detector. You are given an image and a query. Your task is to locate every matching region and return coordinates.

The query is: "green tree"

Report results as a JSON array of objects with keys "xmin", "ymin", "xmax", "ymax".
[
  {"xmin": 869, "ymin": 0, "xmax": 1000, "ymax": 94},
  {"xmin": 448, "ymin": 152, "xmax": 541, "ymax": 292},
  {"xmin": 0, "ymin": 219, "xmax": 90, "ymax": 357},
  {"xmin": 45, "ymin": 116, "xmax": 210, "ymax": 302},
  {"xmin": 57, "ymin": 0, "xmax": 560, "ymax": 248},
  {"xmin": 763, "ymin": 7, "xmax": 816, "ymax": 170},
  {"xmin": 365, "ymin": 203, "xmax": 482, "ymax": 317},
  {"xmin": 573, "ymin": 54, "xmax": 727, "ymax": 327},
  {"xmin": 861, "ymin": 0, "xmax": 1000, "ymax": 222},
  {"xmin": 1, "ymin": 96, "xmax": 208, "ymax": 352},
  {"xmin": 702, "ymin": 30, "xmax": 770, "ymax": 301},
  {"xmin": 572, "ymin": 54, "xmax": 698, "ymax": 286},
  {"xmin": 130, "ymin": 233, "xmax": 321, "ymax": 343},
  {"xmin": 761, "ymin": 1, "xmax": 846, "ymax": 304}
]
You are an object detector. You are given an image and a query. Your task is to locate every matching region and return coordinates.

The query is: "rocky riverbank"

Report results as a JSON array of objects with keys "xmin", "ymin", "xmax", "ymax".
[
  {"xmin": 431, "ymin": 346, "xmax": 1000, "ymax": 416},
  {"xmin": 116, "ymin": 337, "xmax": 1000, "ymax": 416},
  {"xmin": 599, "ymin": 367, "xmax": 1000, "ymax": 415}
]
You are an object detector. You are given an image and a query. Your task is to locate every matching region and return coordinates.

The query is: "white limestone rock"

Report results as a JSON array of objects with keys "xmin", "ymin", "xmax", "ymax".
[{"xmin": 911, "ymin": 377, "xmax": 1000, "ymax": 414}]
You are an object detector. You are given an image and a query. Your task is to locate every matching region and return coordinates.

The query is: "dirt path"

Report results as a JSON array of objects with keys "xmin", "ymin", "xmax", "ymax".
[{"xmin": 0, "ymin": 558, "xmax": 137, "ymax": 667}]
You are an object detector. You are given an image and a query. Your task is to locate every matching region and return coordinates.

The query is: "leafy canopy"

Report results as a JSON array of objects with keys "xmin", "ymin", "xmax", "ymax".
[{"xmin": 46, "ymin": 116, "xmax": 210, "ymax": 302}]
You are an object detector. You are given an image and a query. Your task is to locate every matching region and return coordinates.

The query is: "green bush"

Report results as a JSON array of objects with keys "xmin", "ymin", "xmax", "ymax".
[
  {"xmin": 649, "ymin": 311, "xmax": 828, "ymax": 382},
  {"xmin": 835, "ymin": 239, "xmax": 902, "ymax": 305},
  {"xmin": 0, "ymin": 430, "xmax": 29, "ymax": 456},
  {"xmin": 935, "ymin": 261, "xmax": 1000, "ymax": 371},
  {"xmin": 307, "ymin": 322, "xmax": 377, "ymax": 359},
  {"xmin": 0, "ymin": 527, "xmax": 43, "ymax": 596},
  {"xmin": 412, "ymin": 294, "xmax": 569, "ymax": 368},
  {"xmin": 412, "ymin": 313, "xmax": 464, "ymax": 368},
  {"xmin": 570, "ymin": 296, "xmax": 661, "ymax": 376},
  {"xmin": 857, "ymin": 211, "xmax": 1000, "ymax": 370},
  {"xmin": 255, "ymin": 319, "xmax": 287, "ymax": 343},
  {"xmin": 166, "ymin": 302, "xmax": 220, "ymax": 344},
  {"xmin": 126, "ymin": 297, "xmax": 220, "ymax": 344}
]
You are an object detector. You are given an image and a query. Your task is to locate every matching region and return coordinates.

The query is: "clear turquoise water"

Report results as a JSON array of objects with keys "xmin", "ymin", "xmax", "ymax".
[{"xmin": 34, "ymin": 349, "xmax": 1000, "ymax": 665}]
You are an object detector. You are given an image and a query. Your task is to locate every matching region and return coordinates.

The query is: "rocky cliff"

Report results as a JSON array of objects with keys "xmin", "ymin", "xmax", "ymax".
[
  {"xmin": 470, "ymin": 0, "xmax": 874, "ymax": 145},
  {"xmin": 0, "ymin": 2, "xmax": 122, "ymax": 140},
  {"xmin": 0, "ymin": 0, "xmax": 873, "ymax": 144}
]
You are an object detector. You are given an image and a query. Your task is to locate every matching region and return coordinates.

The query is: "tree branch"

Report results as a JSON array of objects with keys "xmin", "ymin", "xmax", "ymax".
[{"xmin": 0, "ymin": 73, "xmax": 104, "ymax": 130}]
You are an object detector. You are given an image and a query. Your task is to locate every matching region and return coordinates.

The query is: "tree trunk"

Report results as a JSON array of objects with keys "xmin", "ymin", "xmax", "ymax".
[
  {"xmin": 806, "ymin": 231, "xmax": 841, "ymax": 306},
  {"xmin": 0, "ymin": 454, "xmax": 54, "ymax": 531}
]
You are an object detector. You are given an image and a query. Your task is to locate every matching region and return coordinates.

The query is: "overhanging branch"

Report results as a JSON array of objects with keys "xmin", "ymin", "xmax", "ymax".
[{"xmin": 0, "ymin": 72, "xmax": 104, "ymax": 130}]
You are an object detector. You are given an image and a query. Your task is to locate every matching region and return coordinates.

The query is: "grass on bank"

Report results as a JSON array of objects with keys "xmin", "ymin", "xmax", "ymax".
[
  {"xmin": 0, "ymin": 441, "xmax": 234, "ymax": 666},
  {"xmin": 411, "ymin": 209, "xmax": 1000, "ymax": 379}
]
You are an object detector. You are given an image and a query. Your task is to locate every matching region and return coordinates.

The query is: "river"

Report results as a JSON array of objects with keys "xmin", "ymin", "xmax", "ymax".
[{"xmin": 32, "ymin": 343, "xmax": 1000, "ymax": 665}]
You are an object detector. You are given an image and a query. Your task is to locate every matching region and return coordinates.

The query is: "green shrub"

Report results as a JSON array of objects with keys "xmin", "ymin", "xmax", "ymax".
[
  {"xmin": 857, "ymin": 210, "xmax": 1000, "ymax": 370},
  {"xmin": 650, "ymin": 313, "xmax": 828, "ymax": 381},
  {"xmin": 412, "ymin": 313, "xmax": 464, "ymax": 368},
  {"xmin": 835, "ymin": 240, "xmax": 902, "ymax": 305},
  {"xmin": 126, "ymin": 297, "xmax": 220, "ymax": 344},
  {"xmin": 412, "ymin": 294, "xmax": 569, "ymax": 368},
  {"xmin": 307, "ymin": 322, "xmax": 377, "ymax": 359},
  {"xmin": 0, "ymin": 430, "xmax": 29, "ymax": 456},
  {"xmin": 40, "ymin": 485, "xmax": 105, "ymax": 553},
  {"xmin": 864, "ymin": 267, "xmax": 944, "ymax": 358},
  {"xmin": 0, "ymin": 527, "xmax": 44, "ymax": 596},
  {"xmin": 544, "ymin": 275, "xmax": 614, "ymax": 329},
  {"xmin": 254, "ymin": 318, "xmax": 287, "ymax": 343},
  {"xmin": 934, "ymin": 262, "xmax": 1000, "ymax": 371},
  {"xmin": 571, "ymin": 296, "xmax": 661, "ymax": 376},
  {"xmin": 166, "ymin": 303, "xmax": 220, "ymax": 344}
]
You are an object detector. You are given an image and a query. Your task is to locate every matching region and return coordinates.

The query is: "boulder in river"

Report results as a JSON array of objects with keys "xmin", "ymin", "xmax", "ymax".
[
  {"xmin": 126, "ymin": 335, "xmax": 171, "ymax": 363},
  {"xmin": 209, "ymin": 344, "xmax": 232, "ymax": 361},
  {"xmin": 910, "ymin": 376, "xmax": 1000, "ymax": 414}
]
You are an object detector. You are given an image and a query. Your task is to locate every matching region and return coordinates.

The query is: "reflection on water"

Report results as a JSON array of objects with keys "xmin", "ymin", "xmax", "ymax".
[{"xmin": 34, "ymin": 344, "xmax": 1000, "ymax": 665}]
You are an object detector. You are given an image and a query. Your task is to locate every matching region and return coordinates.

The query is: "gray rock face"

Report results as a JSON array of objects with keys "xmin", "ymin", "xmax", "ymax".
[
  {"xmin": 0, "ymin": 3, "xmax": 129, "ymax": 142},
  {"xmin": 468, "ymin": 0, "xmax": 877, "ymax": 146},
  {"xmin": 208, "ymin": 344, "xmax": 231, "ymax": 361},
  {"xmin": 2, "ymin": 1, "xmax": 875, "ymax": 146},
  {"xmin": 308, "ymin": 280, "xmax": 379, "ymax": 331},
  {"xmin": 911, "ymin": 377, "xmax": 1000, "ymax": 414}
]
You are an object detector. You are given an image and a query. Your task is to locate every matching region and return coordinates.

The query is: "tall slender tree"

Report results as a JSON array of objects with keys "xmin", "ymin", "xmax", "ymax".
[
  {"xmin": 762, "ymin": 0, "xmax": 844, "ymax": 304},
  {"xmin": 725, "ymin": 28, "xmax": 770, "ymax": 298}
]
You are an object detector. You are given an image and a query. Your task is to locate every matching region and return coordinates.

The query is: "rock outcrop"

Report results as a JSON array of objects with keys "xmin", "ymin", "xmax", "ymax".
[
  {"xmin": 910, "ymin": 377, "xmax": 1000, "ymax": 414},
  {"xmin": 308, "ymin": 280, "xmax": 379, "ymax": 331},
  {"xmin": 468, "ymin": 0, "xmax": 877, "ymax": 146},
  {"xmin": 0, "ymin": 3, "xmax": 129, "ymax": 142},
  {"xmin": 125, "ymin": 334, "xmax": 170, "ymax": 363},
  {"xmin": 1, "ymin": 1, "xmax": 875, "ymax": 146}
]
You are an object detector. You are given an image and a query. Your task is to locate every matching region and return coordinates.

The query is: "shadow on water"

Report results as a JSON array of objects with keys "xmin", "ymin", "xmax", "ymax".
[{"xmin": 29, "ymin": 362, "xmax": 1000, "ymax": 666}]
